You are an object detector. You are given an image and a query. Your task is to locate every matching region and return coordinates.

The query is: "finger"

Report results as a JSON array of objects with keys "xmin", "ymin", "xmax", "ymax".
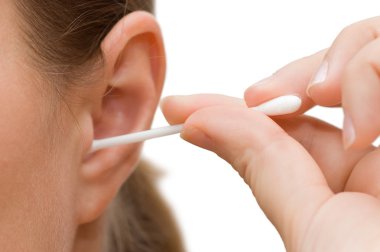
[
  {"xmin": 307, "ymin": 16, "xmax": 380, "ymax": 106},
  {"xmin": 345, "ymin": 148, "xmax": 380, "ymax": 197},
  {"xmin": 341, "ymin": 37, "xmax": 380, "ymax": 149},
  {"xmin": 162, "ymin": 95, "xmax": 374, "ymax": 193},
  {"xmin": 276, "ymin": 116, "xmax": 374, "ymax": 193},
  {"xmin": 160, "ymin": 94, "xmax": 245, "ymax": 125},
  {"xmin": 244, "ymin": 49, "xmax": 326, "ymax": 119},
  {"xmin": 180, "ymin": 106, "xmax": 333, "ymax": 250}
]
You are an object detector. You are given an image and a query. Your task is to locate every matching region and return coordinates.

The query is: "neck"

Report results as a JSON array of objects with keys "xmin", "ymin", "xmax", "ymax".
[{"xmin": 73, "ymin": 215, "xmax": 107, "ymax": 252}]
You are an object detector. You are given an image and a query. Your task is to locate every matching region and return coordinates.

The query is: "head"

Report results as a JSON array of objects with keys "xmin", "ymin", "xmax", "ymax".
[{"xmin": 0, "ymin": 0, "xmax": 180, "ymax": 251}]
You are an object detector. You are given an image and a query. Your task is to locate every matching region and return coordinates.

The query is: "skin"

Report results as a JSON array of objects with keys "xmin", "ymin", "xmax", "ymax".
[
  {"xmin": 162, "ymin": 16, "xmax": 380, "ymax": 251},
  {"xmin": 4, "ymin": 0, "xmax": 380, "ymax": 249},
  {"xmin": 0, "ymin": 1, "xmax": 166, "ymax": 251}
]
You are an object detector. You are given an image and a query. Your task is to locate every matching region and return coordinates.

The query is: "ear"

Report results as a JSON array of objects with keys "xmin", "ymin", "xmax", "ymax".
[{"xmin": 77, "ymin": 11, "xmax": 166, "ymax": 224}]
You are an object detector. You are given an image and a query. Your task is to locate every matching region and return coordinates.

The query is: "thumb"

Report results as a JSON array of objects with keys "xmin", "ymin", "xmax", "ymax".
[{"xmin": 167, "ymin": 101, "xmax": 333, "ymax": 250}]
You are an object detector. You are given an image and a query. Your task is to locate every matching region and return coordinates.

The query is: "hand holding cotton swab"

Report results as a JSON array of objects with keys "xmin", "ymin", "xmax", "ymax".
[{"xmin": 91, "ymin": 95, "xmax": 302, "ymax": 152}]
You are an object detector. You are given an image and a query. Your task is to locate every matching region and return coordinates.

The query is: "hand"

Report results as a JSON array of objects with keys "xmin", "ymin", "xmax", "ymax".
[
  {"xmin": 161, "ymin": 94, "xmax": 379, "ymax": 251},
  {"xmin": 161, "ymin": 17, "xmax": 380, "ymax": 251},
  {"xmin": 245, "ymin": 16, "xmax": 380, "ymax": 150}
]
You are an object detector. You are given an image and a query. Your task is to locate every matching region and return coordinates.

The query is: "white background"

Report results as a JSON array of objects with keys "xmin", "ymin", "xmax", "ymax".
[{"xmin": 141, "ymin": 1, "xmax": 380, "ymax": 251}]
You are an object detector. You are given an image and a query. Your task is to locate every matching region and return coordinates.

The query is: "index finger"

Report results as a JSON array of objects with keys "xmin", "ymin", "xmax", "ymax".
[{"xmin": 244, "ymin": 49, "xmax": 327, "ymax": 119}]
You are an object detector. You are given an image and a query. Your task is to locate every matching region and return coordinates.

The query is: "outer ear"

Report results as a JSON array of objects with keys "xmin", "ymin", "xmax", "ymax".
[{"xmin": 77, "ymin": 11, "xmax": 166, "ymax": 224}]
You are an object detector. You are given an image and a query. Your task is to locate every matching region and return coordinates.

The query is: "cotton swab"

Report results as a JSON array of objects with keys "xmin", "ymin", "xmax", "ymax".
[
  {"xmin": 91, "ymin": 124, "xmax": 185, "ymax": 152},
  {"xmin": 90, "ymin": 95, "xmax": 302, "ymax": 152}
]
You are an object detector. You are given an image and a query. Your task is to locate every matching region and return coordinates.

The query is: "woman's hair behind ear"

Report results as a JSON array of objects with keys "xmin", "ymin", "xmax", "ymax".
[
  {"xmin": 107, "ymin": 161, "xmax": 184, "ymax": 252},
  {"xmin": 15, "ymin": 1, "xmax": 185, "ymax": 251}
]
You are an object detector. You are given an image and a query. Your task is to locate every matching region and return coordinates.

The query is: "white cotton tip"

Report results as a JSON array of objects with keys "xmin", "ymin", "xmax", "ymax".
[{"xmin": 252, "ymin": 95, "xmax": 302, "ymax": 116}]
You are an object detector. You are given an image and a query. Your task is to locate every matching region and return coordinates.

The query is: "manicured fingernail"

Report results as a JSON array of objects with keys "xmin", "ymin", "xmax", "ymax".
[
  {"xmin": 307, "ymin": 61, "xmax": 329, "ymax": 96},
  {"xmin": 343, "ymin": 111, "xmax": 356, "ymax": 150}
]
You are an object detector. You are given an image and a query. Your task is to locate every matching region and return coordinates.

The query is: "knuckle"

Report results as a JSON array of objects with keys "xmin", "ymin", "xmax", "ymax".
[
  {"xmin": 337, "ymin": 21, "xmax": 377, "ymax": 45},
  {"xmin": 230, "ymin": 147, "xmax": 255, "ymax": 184},
  {"xmin": 340, "ymin": 22, "xmax": 367, "ymax": 37}
]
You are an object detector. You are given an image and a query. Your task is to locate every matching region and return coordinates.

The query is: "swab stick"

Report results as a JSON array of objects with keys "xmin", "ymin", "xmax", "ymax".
[{"xmin": 91, "ymin": 95, "xmax": 302, "ymax": 152}]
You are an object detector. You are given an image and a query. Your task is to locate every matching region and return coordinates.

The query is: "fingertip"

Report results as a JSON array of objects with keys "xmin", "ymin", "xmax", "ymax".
[
  {"xmin": 161, "ymin": 94, "xmax": 245, "ymax": 125},
  {"xmin": 160, "ymin": 95, "xmax": 185, "ymax": 125},
  {"xmin": 244, "ymin": 86, "xmax": 255, "ymax": 107},
  {"xmin": 343, "ymin": 111, "xmax": 380, "ymax": 151},
  {"xmin": 159, "ymin": 96, "xmax": 169, "ymax": 112},
  {"xmin": 342, "ymin": 111, "xmax": 356, "ymax": 150},
  {"xmin": 180, "ymin": 123, "xmax": 214, "ymax": 151},
  {"xmin": 244, "ymin": 77, "xmax": 274, "ymax": 107},
  {"xmin": 160, "ymin": 95, "xmax": 176, "ymax": 109},
  {"xmin": 307, "ymin": 60, "xmax": 329, "ymax": 97},
  {"xmin": 341, "ymin": 43, "xmax": 380, "ymax": 149},
  {"xmin": 305, "ymin": 56, "xmax": 342, "ymax": 107},
  {"xmin": 306, "ymin": 80, "xmax": 342, "ymax": 107}
]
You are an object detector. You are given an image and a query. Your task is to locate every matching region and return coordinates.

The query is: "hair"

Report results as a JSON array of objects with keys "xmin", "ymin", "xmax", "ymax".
[
  {"xmin": 106, "ymin": 161, "xmax": 185, "ymax": 252},
  {"xmin": 14, "ymin": 1, "xmax": 184, "ymax": 251}
]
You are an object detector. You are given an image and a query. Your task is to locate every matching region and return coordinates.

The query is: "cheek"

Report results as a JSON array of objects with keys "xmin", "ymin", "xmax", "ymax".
[
  {"xmin": 0, "ymin": 73, "xmax": 78, "ymax": 250},
  {"xmin": 0, "ymin": 3, "xmax": 79, "ymax": 249}
]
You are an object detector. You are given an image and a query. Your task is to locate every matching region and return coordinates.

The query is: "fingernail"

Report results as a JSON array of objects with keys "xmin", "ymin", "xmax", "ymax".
[
  {"xmin": 312, "ymin": 61, "xmax": 329, "ymax": 84},
  {"xmin": 307, "ymin": 61, "xmax": 329, "ymax": 96},
  {"xmin": 343, "ymin": 111, "xmax": 356, "ymax": 150}
]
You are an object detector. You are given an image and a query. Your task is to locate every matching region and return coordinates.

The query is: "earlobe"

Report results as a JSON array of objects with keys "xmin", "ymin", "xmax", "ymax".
[{"xmin": 76, "ymin": 11, "xmax": 166, "ymax": 224}]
